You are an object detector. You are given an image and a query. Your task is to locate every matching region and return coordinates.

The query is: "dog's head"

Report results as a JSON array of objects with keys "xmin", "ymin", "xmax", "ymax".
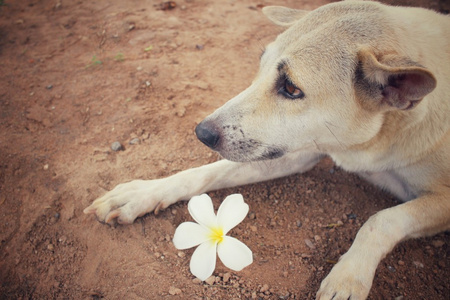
[{"xmin": 195, "ymin": 1, "xmax": 436, "ymax": 162}]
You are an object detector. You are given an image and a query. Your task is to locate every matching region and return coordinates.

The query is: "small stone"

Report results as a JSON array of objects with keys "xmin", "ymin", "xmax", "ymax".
[
  {"xmin": 398, "ymin": 260, "xmax": 405, "ymax": 266},
  {"xmin": 46, "ymin": 85, "xmax": 53, "ymax": 90},
  {"xmin": 249, "ymin": 212, "xmax": 256, "ymax": 219},
  {"xmin": 168, "ymin": 286, "xmax": 182, "ymax": 295},
  {"xmin": 177, "ymin": 251, "xmax": 185, "ymax": 258},
  {"xmin": 314, "ymin": 235, "xmax": 321, "ymax": 242},
  {"xmin": 129, "ymin": 138, "xmax": 141, "ymax": 145},
  {"xmin": 413, "ymin": 261, "xmax": 424, "ymax": 268},
  {"xmin": 171, "ymin": 209, "xmax": 177, "ymax": 215},
  {"xmin": 250, "ymin": 225, "xmax": 257, "ymax": 232},
  {"xmin": 205, "ymin": 275, "xmax": 215, "ymax": 285},
  {"xmin": 431, "ymin": 240, "xmax": 445, "ymax": 248},
  {"xmin": 347, "ymin": 213, "xmax": 357, "ymax": 220},
  {"xmin": 43, "ymin": 164, "xmax": 49, "ymax": 170},
  {"xmin": 304, "ymin": 239, "xmax": 316, "ymax": 250},
  {"xmin": 260, "ymin": 284, "xmax": 269, "ymax": 293},
  {"xmin": 282, "ymin": 271, "xmax": 288, "ymax": 278},
  {"xmin": 192, "ymin": 278, "xmax": 202, "ymax": 284},
  {"xmin": 111, "ymin": 141, "xmax": 124, "ymax": 151},
  {"xmin": 387, "ymin": 265, "xmax": 396, "ymax": 272},
  {"xmin": 47, "ymin": 244, "xmax": 54, "ymax": 251},
  {"xmin": 196, "ymin": 44, "xmax": 204, "ymax": 50},
  {"xmin": 296, "ymin": 221, "xmax": 302, "ymax": 228},
  {"xmin": 223, "ymin": 272, "xmax": 231, "ymax": 283}
]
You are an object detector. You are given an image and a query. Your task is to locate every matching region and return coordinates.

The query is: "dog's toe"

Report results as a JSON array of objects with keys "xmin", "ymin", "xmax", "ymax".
[
  {"xmin": 316, "ymin": 253, "xmax": 374, "ymax": 300},
  {"xmin": 84, "ymin": 179, "xmax": 180, "ymax": 224}
]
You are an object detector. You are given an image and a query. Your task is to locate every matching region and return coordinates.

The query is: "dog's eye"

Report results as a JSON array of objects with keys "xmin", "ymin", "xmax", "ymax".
[{"xmin": 279, "ymin": 78, "xmax": 305, "ymax": 99}]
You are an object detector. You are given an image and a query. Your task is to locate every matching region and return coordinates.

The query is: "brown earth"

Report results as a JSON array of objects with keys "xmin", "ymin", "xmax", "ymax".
[{"xmin": 0, "ymin": 0, "xmax": 448, "ymax": 299}]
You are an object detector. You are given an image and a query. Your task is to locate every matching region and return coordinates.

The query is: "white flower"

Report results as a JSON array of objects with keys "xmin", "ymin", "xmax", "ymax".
[{"xmin": 173, "ymin": 194, "xmax": 253, "ymax": 281}]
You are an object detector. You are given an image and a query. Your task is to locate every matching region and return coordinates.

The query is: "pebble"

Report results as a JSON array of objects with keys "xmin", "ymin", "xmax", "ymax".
[
  {"xmin": 250, "ymin": 225, "xmax": 257, "ymax": 232},
  {"xmin": 46, "ymin": 84, "xmax": 53, "ymax": 89},
  {"xmin": 47, "ymin": 244, "xmax": 54, "ymax": 251},
  {"xmin": 347, "ymin": 213, "xmax": 357, "ymax": 220},
  {"xmin": 304, "ymin": 239, "xmax": 316, "ymax": 250},
  {"xmin": 398, "ymin": 260, "xmax": 405, "ymax": 266},
  {"xmin": 168, "ymin": 286, "xmax": 182, "ymax": 295},
  {"xmin": 222, "ymin": 272, "xmax": 231, "ymax": 283},
  {"xmin": 177, "ymin": 251, "xmax": 185, "ymax": 258},
  {"xmin": 111, "ymin": 141, "xmax": 124, "ymax": 151},
  {"xmin": 431, "ymin": 240, "xmax": 445, "ymax": 248},
  {"xmin": 249, "ymin": 212, "xmax": 256, "ymax": 219},
  {"xmin": 296, "ymin": 221, "xmax": 302, "ymax": 228},
  {"xmin": 192, "ymin": 278, "xmax": 202, "ymax": 284},
  {"xmin": 387, "ymin": 265, "xmax": 396, "ymax": 272},
  {"xmin": 413, "ymin": 261, "xmax": 424, "ymax": 268},
  {"xmin": 43, "ymin": 164, "xmax": 49, "ymax": 170},
  {"xmin": 205, "ymin": 275, "xmax": 215, "ymax": 285},
  {"xmin": 129, "ymin": 138, "xmax": 141, "ymax": 145},
  {"xmin": 260, "ymin": 284, "xmax": 269, "ymax": 293}
]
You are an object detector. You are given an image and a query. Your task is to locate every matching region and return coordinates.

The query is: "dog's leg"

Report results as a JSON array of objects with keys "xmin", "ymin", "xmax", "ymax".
[
  {"xmin": 316, "ymin": 190, "xmax": 450, "ymax": 300},
  {"xmin": 84, "ymin": 151, "xmax": 322, "ymax": 224}
]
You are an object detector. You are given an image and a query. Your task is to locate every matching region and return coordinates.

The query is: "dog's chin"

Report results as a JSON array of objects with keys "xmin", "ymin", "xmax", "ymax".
[{"xmin": 218, "ymin": 147, "xmax": 286, "ymax": 162}]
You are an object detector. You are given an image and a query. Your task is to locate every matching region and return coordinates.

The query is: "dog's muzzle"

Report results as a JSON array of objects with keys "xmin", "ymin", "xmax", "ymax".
[{"xmin": 195, "ymin": 120, "xmax": 221, "ymax": 150}]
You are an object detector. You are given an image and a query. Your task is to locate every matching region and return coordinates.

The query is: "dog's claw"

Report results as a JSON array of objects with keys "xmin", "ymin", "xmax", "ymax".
[{"xmin": 154, "ymin": 201, "xmax": 167, "ymax": 215}]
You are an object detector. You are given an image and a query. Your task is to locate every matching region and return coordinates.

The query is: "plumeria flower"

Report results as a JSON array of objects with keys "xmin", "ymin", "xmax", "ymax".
[{"xmin": 173, "ymin": 194, "xmax": 253, "ymax": 281}]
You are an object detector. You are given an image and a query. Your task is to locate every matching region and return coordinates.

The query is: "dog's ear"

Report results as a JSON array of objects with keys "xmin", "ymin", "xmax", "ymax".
[
  {"xmin": 356, "ymin": 48, "xmax": 436, "ymax": 110},
  {"xmin": 262, "ymin": 6, "xmax": 308, "ymax": 26}
]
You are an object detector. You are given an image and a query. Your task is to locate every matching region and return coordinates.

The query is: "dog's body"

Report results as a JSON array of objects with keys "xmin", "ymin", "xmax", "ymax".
[{"xmin": 85, "ymin": 1, "xmax": 450, "ymax": 299}]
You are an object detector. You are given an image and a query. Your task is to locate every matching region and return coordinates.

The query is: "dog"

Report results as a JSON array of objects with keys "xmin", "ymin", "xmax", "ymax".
[{"xmin": 84, "ymin": 1, "xmax": 450, "ymax": 299}]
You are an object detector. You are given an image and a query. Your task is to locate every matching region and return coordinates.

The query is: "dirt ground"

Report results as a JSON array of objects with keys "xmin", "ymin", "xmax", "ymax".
[{"xmin": 0, "ymin": 0, "xmax": 448, "ymax": 299}]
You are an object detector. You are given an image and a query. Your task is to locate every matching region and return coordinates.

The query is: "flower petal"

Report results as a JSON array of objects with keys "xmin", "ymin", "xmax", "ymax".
[
  {"xmin": 190, "ymin": 241, "xmax": 217, "ymax": 281},
  {"xmin": 216, "ymin": 194, "xmax": 249, "ymax": 235},
  {"xmin": 173, "ymin": 222, "xmax": 210, "ymax": 250},
  {"xmin": 217, "ymin": 236, "xmax": 253, "ymax": 271},
  {"xmin": 188, "ymin": 194, "xmax": 217, "ymax": 228}
]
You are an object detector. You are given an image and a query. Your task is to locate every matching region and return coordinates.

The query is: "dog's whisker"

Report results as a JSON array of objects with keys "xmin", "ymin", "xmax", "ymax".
[{"xmin": 324, "ymin": 122, "xmax": 345, "ymax": 150}]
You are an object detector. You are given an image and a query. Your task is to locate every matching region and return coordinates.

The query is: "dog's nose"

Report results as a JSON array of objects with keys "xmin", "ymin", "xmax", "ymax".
[{"xmin": 195, "ymin": 120, "xmax": 221, "ymax": 149}]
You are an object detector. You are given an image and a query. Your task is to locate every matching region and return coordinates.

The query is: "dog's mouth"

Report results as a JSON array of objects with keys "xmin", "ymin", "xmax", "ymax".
[{"xmin": 195, "ymin": 120, "xmax": 286, "ymax": 162}]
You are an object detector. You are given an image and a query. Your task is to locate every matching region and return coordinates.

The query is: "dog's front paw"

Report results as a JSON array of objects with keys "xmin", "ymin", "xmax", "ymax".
[
  {"xmin": 84, "ymin": 179, "xmax": 176, "ymax": 224},
  {"xmin": 316, "ymin": 252, "xmax": 375, "ymax": 300}
]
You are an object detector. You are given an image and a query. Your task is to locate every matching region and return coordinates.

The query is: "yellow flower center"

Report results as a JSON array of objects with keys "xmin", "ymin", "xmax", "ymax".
[{"xmin": 210, "ymin": 227, "xmax": 224, "ymax": 244}]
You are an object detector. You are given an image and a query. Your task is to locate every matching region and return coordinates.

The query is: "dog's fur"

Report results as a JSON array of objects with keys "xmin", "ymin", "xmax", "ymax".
[{"xmin": 84, "ymin": 1, "xmax": 450, "ymax": 299}]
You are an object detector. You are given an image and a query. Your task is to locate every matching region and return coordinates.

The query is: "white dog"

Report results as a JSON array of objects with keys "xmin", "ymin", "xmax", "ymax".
[{"xmin": 85, "ymin": 1, "xmax": 450, "ymax": 299}]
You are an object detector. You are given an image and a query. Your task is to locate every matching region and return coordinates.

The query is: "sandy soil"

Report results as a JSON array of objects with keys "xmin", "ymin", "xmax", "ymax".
[{"xmin": 0, "ymin": 0, "xmax": 448, "ymax": 299}]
